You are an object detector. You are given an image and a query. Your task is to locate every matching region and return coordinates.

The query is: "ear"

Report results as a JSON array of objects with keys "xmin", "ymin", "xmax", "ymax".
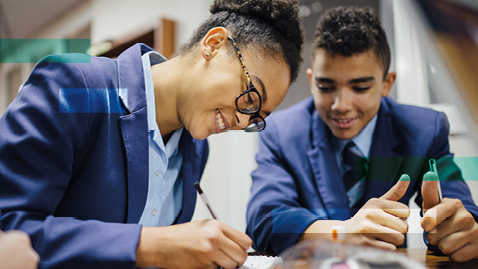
[
  {"xmin": 307, "ymin": 68, "xmax": 315, "ymax": 95},
  {"xmin": 307, "ymin": 68, "xmax": 312, "ymax": 82},
  {"xmin": 200, "ymin": 27, "xmax": 229, "ymax": 61},
  {"xmin": 381, "ymin": 71, "xmax": 396, "ymax": 97}
]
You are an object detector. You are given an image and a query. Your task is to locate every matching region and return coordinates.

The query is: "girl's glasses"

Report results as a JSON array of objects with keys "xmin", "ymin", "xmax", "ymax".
[{"xmin": 228, "ymin": 36, "xmax": 266, "ymax": 131}]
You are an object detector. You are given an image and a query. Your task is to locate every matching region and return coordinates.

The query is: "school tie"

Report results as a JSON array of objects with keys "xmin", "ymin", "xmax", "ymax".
[{"xmin": 342, "ymin": 141, "xmax": 368, "ymax": 208}]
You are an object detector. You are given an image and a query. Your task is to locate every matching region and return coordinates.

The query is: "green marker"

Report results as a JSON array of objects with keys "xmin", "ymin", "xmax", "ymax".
[{"xmin": 428, "ymin": 159, "xmax": 443, "ymax": 202}]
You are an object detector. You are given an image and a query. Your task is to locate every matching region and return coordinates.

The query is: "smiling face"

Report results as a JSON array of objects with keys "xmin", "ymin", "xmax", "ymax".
[
  {"xmin": 307, "ymin": 48, "xmax": 396, "ymax": 140},
  {"xmin": 179, "ymin": 31, "xmax": 290, "ymax": 140}
]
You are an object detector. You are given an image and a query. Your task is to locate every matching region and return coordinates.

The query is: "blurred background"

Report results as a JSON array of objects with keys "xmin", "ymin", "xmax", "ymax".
[{"xmin": 1, "ymin": 0, "xmax": 477, "ymax": 250}]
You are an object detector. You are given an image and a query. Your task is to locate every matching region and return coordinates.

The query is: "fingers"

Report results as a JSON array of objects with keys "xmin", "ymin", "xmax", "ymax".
[
  {"xmin": 215, "ymin": 228, "xmax": 250, "ymax": 267},
  {"xmin": 430, "ymin": 227, "xmax": 478, "ymax": 261},
  {"xmin": 421, "ymin": 198, "xmax": 466, "ymax": 232},
  {"xmin": 136, "ymin": 221, "xmax": 250, "ymax": 268},
  {"xmin": 365, "ymin": 198, "xmax": 410, "ymax": 219},
  {"xmin": 353, "ymin": 222, "xmax": 405, "ymax": 249},
  {"xmin": 429, "ymin": 228, "xmax": 467, "ymax": 254},
  {"xmin": 213, "ymin": 249, "xmax": 241, "ymax": 269},
  {"xmin": 222, "ymin": 224, "xmax": 253, "ymax": 251},
  {"xmin": 421, "ymin": 198, "xmax": 478, "ymax": 262},
  {"xmin": 380, "ymin": 174, "xmax": 410, "ymax": 202},
  {"xmin": 202, "ymin": 220, "xmax": 249, "ymax": 268},
  {"xmin": 422, "ymin": 171, "xmax": 440, "ymax": 212},
  {"xmin": 358, "ymin": 207, "xmax": 409, "ymax": 233},
  {"xmin": 365, "ymin": 219, "xmax": 407, "ymax": 247},
  {"xmin": 382, "ymin": 204, "xmax": 410, "ymax": 219},
  {"xmin": 349, "ymin": 209, "xmax": 407, "ymax": 247},
  {"xmin": 421, "ymin": 208, "xmax": 439, "ymax": 233},
  {"xmin": 422, "ymin": 198, "xmax": 477, "ymax": 259},
  {"xmin": 379, "ymin": 213, "xmax": 409, "ymax": 234},
  {"xmin": 364, "ymin": 238, "xmax": 398, "ymax": 251},
  {"xmin": 449, "ymin": 244, "xmax": 478, "ymax": 262},
  {"xmin": 373, "ymin": 231, "xmax": 406, "ymax": 248},
  {"xmin": 349, "ymin": 176, "xmax": 411, "ymax": 251}
]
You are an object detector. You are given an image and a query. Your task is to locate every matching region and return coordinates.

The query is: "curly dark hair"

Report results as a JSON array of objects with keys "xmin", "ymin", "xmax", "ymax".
[
  {"xmin": 313, "ymin": 6, "xmax": 391, "ymax": 78},
  {"xmin": 180, "ymin": 0, "xmax": 304, "ymax": 83}
]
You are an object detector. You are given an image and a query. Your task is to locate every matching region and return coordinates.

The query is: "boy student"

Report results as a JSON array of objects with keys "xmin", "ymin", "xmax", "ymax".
[{"xmin": 246, "ymin": 6, "xmax": 478, "ymax": 261}]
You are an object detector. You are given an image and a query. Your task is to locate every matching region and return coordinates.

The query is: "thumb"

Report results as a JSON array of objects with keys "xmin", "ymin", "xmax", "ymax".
[
  {"xmin": 422, "ymin": 171, "xmax": 440, "ymax": 212},
  {"xmin": 380, "ymin": 174, "xmax": 411, "ymax": 201}
]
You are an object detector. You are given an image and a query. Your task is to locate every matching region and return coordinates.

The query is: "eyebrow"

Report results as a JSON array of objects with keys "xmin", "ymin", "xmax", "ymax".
[
  {"xmin": 348, "ymin": 76, "xmax": 375, "ymax": 84},
  {"xmin": 251, "ymin": 74, "xmax": 268, "ymax": 103},
  {"xmin": 315, "ymin": 77, "xmax": 334, "ymax": 84},
  {"xmin": 315, "ymin": 76, "xmax": 375, "ymax": 84},
  {"xmin": 251, "ymin": 74, "xmax": 271, "ymax": 116}
]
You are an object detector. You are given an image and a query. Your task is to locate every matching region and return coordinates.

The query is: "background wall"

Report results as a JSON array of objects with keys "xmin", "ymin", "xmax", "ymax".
[{"xmin": 90, "ymin": 0, "xmax": 212, "ymax": 49}]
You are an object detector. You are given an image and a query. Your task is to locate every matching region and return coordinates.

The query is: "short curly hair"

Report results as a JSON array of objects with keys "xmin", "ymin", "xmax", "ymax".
[
  {"xmin": 180, "ymin": 0, "xmax": 304, "ymax": 83},
  {"xmin": 313, "ymin": 6, "xmax": 391, "ymax": 78}
]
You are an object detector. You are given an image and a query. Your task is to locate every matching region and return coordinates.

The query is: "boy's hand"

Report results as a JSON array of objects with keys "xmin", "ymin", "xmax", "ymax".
[
  {"xmin": 421, "ymin": 177, "xmax": 478, "ymax": 261},
  {"xmin": 344, "ymin": 175, "xmax": 410, "ymax": 250}
]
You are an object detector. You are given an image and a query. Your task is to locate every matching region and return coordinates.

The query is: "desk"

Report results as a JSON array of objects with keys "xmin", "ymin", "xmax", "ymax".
[
  {"xmin": 400, "ymin": 248, "xmax": 478, "ymax": 269},
  {"xmin": 251, "ymin": 249, "xmax": 478, "ymax": 269}
]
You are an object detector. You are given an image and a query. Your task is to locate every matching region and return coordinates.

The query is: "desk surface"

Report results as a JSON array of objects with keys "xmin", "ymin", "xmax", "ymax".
[
  {"xmin": 252, "ymin": 248, "xmax": 478, "ymax": 269},
  {"xmin": 399, "ymin": 248, "xmax": 478, "ymax": 269}
]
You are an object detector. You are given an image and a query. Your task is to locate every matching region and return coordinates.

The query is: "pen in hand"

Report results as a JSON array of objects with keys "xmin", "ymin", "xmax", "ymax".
[
  {"xmin": 194, "ymin": 182, "xmax": 218, "ymax": 220},
  {"xmin": 428, "ymin": 159, "xmax": 443, "ymax": 202}
]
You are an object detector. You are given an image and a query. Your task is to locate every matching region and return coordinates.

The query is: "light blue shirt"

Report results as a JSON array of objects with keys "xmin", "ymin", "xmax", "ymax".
[
  {"xmin": 139, "ymin": 51, "xmax": 184, "ymax": 227},
  {"xmin": 334, "ymin": 115, "xmax": 377, "ymax": 207},
  {"xmin": 334, "ymin": 114, "xmax": 378, "ymax": 171}
]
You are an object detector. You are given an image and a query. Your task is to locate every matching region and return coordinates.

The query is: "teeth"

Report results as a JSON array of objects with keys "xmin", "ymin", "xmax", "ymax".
[
  {"xmin": 337, "ymin": 119, "xmax": 353, "ymax": 123},
  {"xmin": 216, "ymin": 111, "xmax": 226, "ymax": 130}
]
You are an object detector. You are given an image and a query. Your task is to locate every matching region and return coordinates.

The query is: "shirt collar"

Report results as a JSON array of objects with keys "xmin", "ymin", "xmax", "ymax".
[
  {"xmin": 336, "ymin": 114, "xmax": 378, "ymax": 157},
  {"xmin": 142, "ymin": 51, "xmax": 167, "ymax": 132},
  {"xmin": 142, "ymin": 51, "xmax": 183, "ymax": 157}
]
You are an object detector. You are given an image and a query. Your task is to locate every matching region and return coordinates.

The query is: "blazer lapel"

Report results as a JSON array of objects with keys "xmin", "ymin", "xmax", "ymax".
[
  {"xmin": 120, "ymin": 111, "xmax": 148, "ymax": 223},
  {"xmin": 116, "ymin": 44, "xmax": 153, "ymax": 223},
  {"xmin": 365, "ymin": 100, "xmax": 403, "ymax": 199},
  {"xmin": 307, "ymin": 112, "xmax": 350, "ymax": 220}
]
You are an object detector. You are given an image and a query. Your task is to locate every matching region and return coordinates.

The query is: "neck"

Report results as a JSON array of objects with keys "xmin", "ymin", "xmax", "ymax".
[{"xmin": 151, "ymin": 57, "xmax": 183, "ymax": 138}]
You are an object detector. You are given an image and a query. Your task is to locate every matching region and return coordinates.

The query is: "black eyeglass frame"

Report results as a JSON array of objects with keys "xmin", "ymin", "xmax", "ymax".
[{"xmin": 228, "ymin": 36, "xmax": 266, "ymax": 131}]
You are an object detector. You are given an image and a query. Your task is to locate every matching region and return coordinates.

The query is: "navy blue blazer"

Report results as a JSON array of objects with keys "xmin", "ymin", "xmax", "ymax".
[
  {"xmin": 246, "ymin": 96, "xmax": 478, "ymax": 254},
  {"xmin": 0, "ymin": 44, "xmax": 209, "ymax": 268}
]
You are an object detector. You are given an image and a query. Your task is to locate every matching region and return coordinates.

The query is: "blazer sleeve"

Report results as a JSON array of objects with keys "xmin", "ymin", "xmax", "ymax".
[
  {"xmin": 246, "ymin": 116, "xmax": 324, "ymax": 254},
  {"xmin": 0, "ymin": 58, "xmax": 141, "ymax": 269}
]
